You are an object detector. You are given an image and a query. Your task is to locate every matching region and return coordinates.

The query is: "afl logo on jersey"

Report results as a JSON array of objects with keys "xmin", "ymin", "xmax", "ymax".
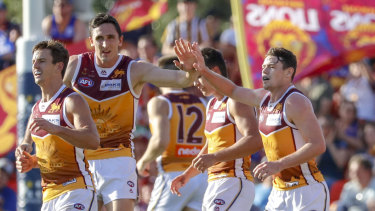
[
  {"xmin": 73, "ymin": 203, "xmax": 85, "ymax": 210},
  {"xmin": 127, "ymin": 181, "xmax": 135, "ymax": 187},
  {"xmin": 78, "ymin": 77, "xmax": 94, "ymax": 87},
  {"xmin": 214, "ymin": 199, "xmax": 225, "ymax": 205}
]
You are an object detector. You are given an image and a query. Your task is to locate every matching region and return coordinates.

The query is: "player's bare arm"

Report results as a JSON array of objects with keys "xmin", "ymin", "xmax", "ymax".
[
  {"xmin": 29, "ymin": 94, "xmax": 100, "ymax": 150},
  {"xmin": 170, "ymin": 142, "xmax": 208, "ymax": 196},
  {"xmin": 193, "ymin": 99, "xmax": 263, "ymax": 172},
  {"xmin": 191, "ymin": 45, "xmax": 266, "ymax": 107},
  {"xmin": 63, "ymin": 55, "xmax": 79, "ymax": 88},
  {"xmin": 131, "ymin": 39, "xmax": 199, "ymax": 96},
  {"xmin": 253, "ymin": 94, "xmax": 326, "ymax": 181},
  {"xmin": 137, "ymin": 97, "xmax": 170, "ymax": 175}
]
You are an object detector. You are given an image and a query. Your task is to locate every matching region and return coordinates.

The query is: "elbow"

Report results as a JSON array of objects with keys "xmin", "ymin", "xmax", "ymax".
[
  {"xmin": 316, "ymin": 142, "xmax": 326, "ymax": 156},
  {"xmin": 87, "ymin": 137, "xmax": 100, "ymax": 150}
]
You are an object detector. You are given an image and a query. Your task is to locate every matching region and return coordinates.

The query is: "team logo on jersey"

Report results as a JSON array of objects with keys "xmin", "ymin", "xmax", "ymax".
[
  {"xmin": 48, "ymin": 103, "xmax": 61, "ymax": 113},
  {"xmin": 275, "ymin": 103, "xmax": 283, "ymax": 111},
  {"xmin": 127, "ymin": 181, "xmax": 135, "ymax": 187},
  {"xmin": 112, "ymin": 69, "xmax": 125, "ymax": 78},
  {"xmin": 73, "ymin": 203, "xmax": 85, "ymax": 210},
  {"xmin": 214, "ymin": 199, "xmax": 225, "ymax": 205},
  {"xmin": 211, "ymin": 112, "xmax": 226, "ymax": 123},
  {"xmin": 78, "ymin": 77, "xmax": 94, "ymax": 87},
  {"xmin": 100, "ymin": 79, "xmax": 122, "ymax": 91}
]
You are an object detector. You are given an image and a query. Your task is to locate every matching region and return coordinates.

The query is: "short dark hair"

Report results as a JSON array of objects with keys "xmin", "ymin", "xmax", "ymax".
[
  {"xmin": 201, "ymin": 47, "xmax": 228, "ymax": 78},
  {"xmin": 349, "ymin": 154, "xmax": 373, "ymax": 171},
  {"xmin": 266, "ymin": 47, "xmax": 297, "ymax": 80},
  {"xmin": 32, "ymin": 40, "xmax": 69, "ymax": 77},
  {"xmin": 158, "ymin": 55, "xmax": 179, "ymax": 70},
  {"xmin": 89, "ymin": 13, "xmax": 122, "ymax": 38}
]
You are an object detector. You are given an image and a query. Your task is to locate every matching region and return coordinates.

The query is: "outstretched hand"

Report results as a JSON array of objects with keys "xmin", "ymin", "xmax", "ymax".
[
  {"xmin": 190, "ymin": 44, "xmax": 210, "ymax": 74},
  {"xmin": 173, "ymin": 39, "xmax": 198, "ymax": 72}
]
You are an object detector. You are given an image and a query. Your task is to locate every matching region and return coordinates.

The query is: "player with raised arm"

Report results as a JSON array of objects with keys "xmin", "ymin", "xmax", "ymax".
[{"xmin": 191, "ymin": 46, "xmax": 329, "ymax": 210}]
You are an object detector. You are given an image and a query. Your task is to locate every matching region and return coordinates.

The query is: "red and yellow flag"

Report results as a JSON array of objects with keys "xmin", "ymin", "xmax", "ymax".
[
  {"xmin": 0, "ymin": 65, "xmax": 17, "ymax": 157},
  {"xmin": 110, "ymin": 0, "xmax": 168, "ymax": 32}
]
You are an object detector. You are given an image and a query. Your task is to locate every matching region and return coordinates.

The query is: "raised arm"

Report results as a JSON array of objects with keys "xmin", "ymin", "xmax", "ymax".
[
  {"xmin": 193, "ymin": 99, "xmax": 263, "ymax": 172},
  {"xmin": 29, "ymin": 94, "xmax": 99, "ymax": 149},
  {"xmin": 136, "ymin": 97, "xmax": 170, "ymax": 175},
  {"xmin": 63, "ymin": 55, "xmax": 79, "ymax": 88},
  {"xmin": 191, "ymin": 45, "xmax": 266, "ymax": 107},
  {"xmin": 131, "ymin": 39, "xmax": 199, "ymax": 95},
  {"xmin": 254, "ymin": 94, "xmax": 326, "ymax": 180}
]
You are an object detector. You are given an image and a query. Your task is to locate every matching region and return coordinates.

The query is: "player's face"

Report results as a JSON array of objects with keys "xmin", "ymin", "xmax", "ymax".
[
  {"xmin": 196, "ymin": 77, "xmax": 215, "ymax": 96},
  {"xmin": 261, "ymin": 55, "xmax": 285, "ymax": 90},
  {"xmin": 90, "ymin": 23, "xmax": 123, "ymax": 68},
  {"xmin": 32, "ymin": 49, "xmax": 61, "ymax": 85}
]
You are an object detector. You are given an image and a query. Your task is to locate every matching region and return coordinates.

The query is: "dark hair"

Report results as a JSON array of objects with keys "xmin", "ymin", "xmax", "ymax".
[
  {"xmin": 32, "ymin": 40, "xmax": 69, "ymax": 77},
  {"xmin": 349, "ymin": 154, "xmax": 373, "ymax": 171},
  {"xmin": 158, "ymin": 55, "xmax": 179, "ymax": 70},
  {"xmin": 89, "ymin": 13, "xmax": 122, "ymax": 38},
  {"xmin": 138, "ymin": 34, "xmax": 157, "ymax": 47},
  {"xmin": 266, "ymin": 47, "xmax": 297, "ymax": 80},
  {"xmin": 201, "ymin": 47, "xmax": 228, "ymax": 78}
]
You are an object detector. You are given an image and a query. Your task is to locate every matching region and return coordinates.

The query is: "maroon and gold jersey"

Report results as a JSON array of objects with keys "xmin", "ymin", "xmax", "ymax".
[
  {"xmin": 71, "ymin": 52, "xmax": 138, "ymax": 160},
  {"xmin": 204, "ymin": 97, "xmax": 253, "ymax": 182},
  {"xmin": 31, "ymin": 85, "xmax": 94, "ymax": 202},
  {"xmin": 259, "ymin": 86, "xmax": 325, "ymax": 190},
  {"xmin": 155, "ymin": 91, "xmax": 206, "ymax": 172}
]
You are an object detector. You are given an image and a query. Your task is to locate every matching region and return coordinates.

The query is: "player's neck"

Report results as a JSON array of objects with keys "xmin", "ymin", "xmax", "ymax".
[
  {"xmin": 40, "ymin": 81, "xmax": 63, "ymax": 102},
  {"xmin": 96, "ymin": 55, "xmax": 120, "ymax": 68},
  {"xmin": 269, "ymin": 83, "xmax": 292, "ymax": 103}
]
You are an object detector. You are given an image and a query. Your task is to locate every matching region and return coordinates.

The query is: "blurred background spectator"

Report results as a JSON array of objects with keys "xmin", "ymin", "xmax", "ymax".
[
  {"xmin": 335, "ymin": 154, "xmax": 375, "ymax": 211},
  {"xmin": 161, "ymin": 0, "xmax": 213, "ymax": 54},
  {"xmin": 42, "ymin": 0, "xmax": 87, "ymax": 44},
  {"xmin": 0, "ymin": 158, "xmax": 16, "ymax": 211},
  {"xmin": 0, "ymin": 1, "xmax": 20, "ymax": 71}
]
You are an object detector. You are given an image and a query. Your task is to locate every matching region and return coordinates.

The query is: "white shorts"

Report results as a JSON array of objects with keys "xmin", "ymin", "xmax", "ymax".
[
  {"xmin": 89, "ymin": 157, "xmax": 138, "ymax": 205},
  {"xmin": 202, "ymin": 177, "xmax": 255, "ymax": 211},
  {"xmin": 41, "ymin": 189, "xmax": 97, "ymax": 211},
  {"xmin": 147, "ymin": 171, "xmax": 208, "ymax": 211},
  {"xmin": 265, "ymin": 181, "xmax": 330, "ymax": 211}
]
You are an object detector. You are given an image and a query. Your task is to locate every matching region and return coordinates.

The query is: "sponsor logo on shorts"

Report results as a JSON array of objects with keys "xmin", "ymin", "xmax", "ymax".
[
  {"xmin": 214, "ymin": 199, "xmax": 225, "ymax": 205},
  {"xmin": 285, "ymin": 181, "xmax": 299, "ymax": 187},
  {"xmin": 127, "ymin": 181, "xmax": 135, "ymax": 187},
  {"xmin": 78, "ymin": 77, "xmax": 94, "ymax": 87},
  {"xmin": 73, "ymin": 203, "xmax": 85, "ymax": 210},
  {"xmin": 62, "ymin": 178, "xmax": 77, "ymax": 186},
  {"xmin": 176, "ymin": 145, "xmax": 202, "ymax": 157}
]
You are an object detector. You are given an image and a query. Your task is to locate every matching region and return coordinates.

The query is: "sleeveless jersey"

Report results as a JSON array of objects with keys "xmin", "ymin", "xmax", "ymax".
[
  {"xmin": 50, "ymin": 15, "xmax": 76, "ymax": 44},
  {"xmin": 30, "ymin": 85, "xmax": 94, "ymax": 202},
  {"xmin": 155, "ymin": 90, "xmax": 206, "ymax": 173},
  {"xmin": 258, "ymin": 85, "xmax": 325, "ymax": 190},
  {"xmin": 204, "ymin": 97, "xmax": 253, "ymax": 182},
  {"xmin": 71, "ymin": 52, "xmax": 138, "ymax": 160}
]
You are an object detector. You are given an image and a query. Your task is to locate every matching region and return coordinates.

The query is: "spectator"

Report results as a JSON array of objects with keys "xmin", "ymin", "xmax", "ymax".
[
  {"xmin": 335, "ymin": 100, "xmax": 364, "ymax": 151},
  {"xmin": 137, "ymin": 35, "xmax": 160, "ymax": 65},
  {"xmin": 161, "ymin": 0, "xmax": 213, "ymax": 54},
  {"xmin": 0, "ymin": 158, "xmax": 16, "ymax": 211},
  {"xmin": 363, "ymin": 121, "xmax": 375, "ymax": 156},
  {"xmin": 340, "ymin": 61, "xmax": 375, "ymax": 122},
  {"xmin": 0, "ymin": 1, "xmax": 20, "ymax": 71},
  {"xmin": 336, "ymin": 154, "xmax": 375, "ymax": 211},
  {"xmin": 317, "ymin": 115, "xmax": 351, "ymax": 189},
  {"xmin": 42, "ymin": 0, "xmax": 87, "ymax": 44}
]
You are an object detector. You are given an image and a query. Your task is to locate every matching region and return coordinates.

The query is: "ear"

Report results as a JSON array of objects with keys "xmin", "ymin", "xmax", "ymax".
[
  {"xmin": 89, "ymin": 36, "xmax": 94, "ymax": 47},
  {"xmin": 285, "ymin": 67, "xmax": 293, "ymax": 78},
  {"xmin": 118, "ymin": 34, "xmax": 123, "ymax": 47},
  {"xmin": 56, "ymin": 62, "xmax": 64, "ymax": 73}
]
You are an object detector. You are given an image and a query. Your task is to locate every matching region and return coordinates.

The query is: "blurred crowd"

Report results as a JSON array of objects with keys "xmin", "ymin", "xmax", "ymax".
[{"xmin": 1, "ymin": 0, "xmax": 375, "ymax": 211}]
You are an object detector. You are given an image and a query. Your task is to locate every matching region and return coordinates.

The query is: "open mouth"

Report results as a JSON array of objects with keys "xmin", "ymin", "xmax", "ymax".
[
  {"xmin": 262, "ymin": 76, "xmax": 270, "ymax": 81},
  {"xmin": 34, "ymin": 71, "xmax": 42, "ymax": 77}
]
